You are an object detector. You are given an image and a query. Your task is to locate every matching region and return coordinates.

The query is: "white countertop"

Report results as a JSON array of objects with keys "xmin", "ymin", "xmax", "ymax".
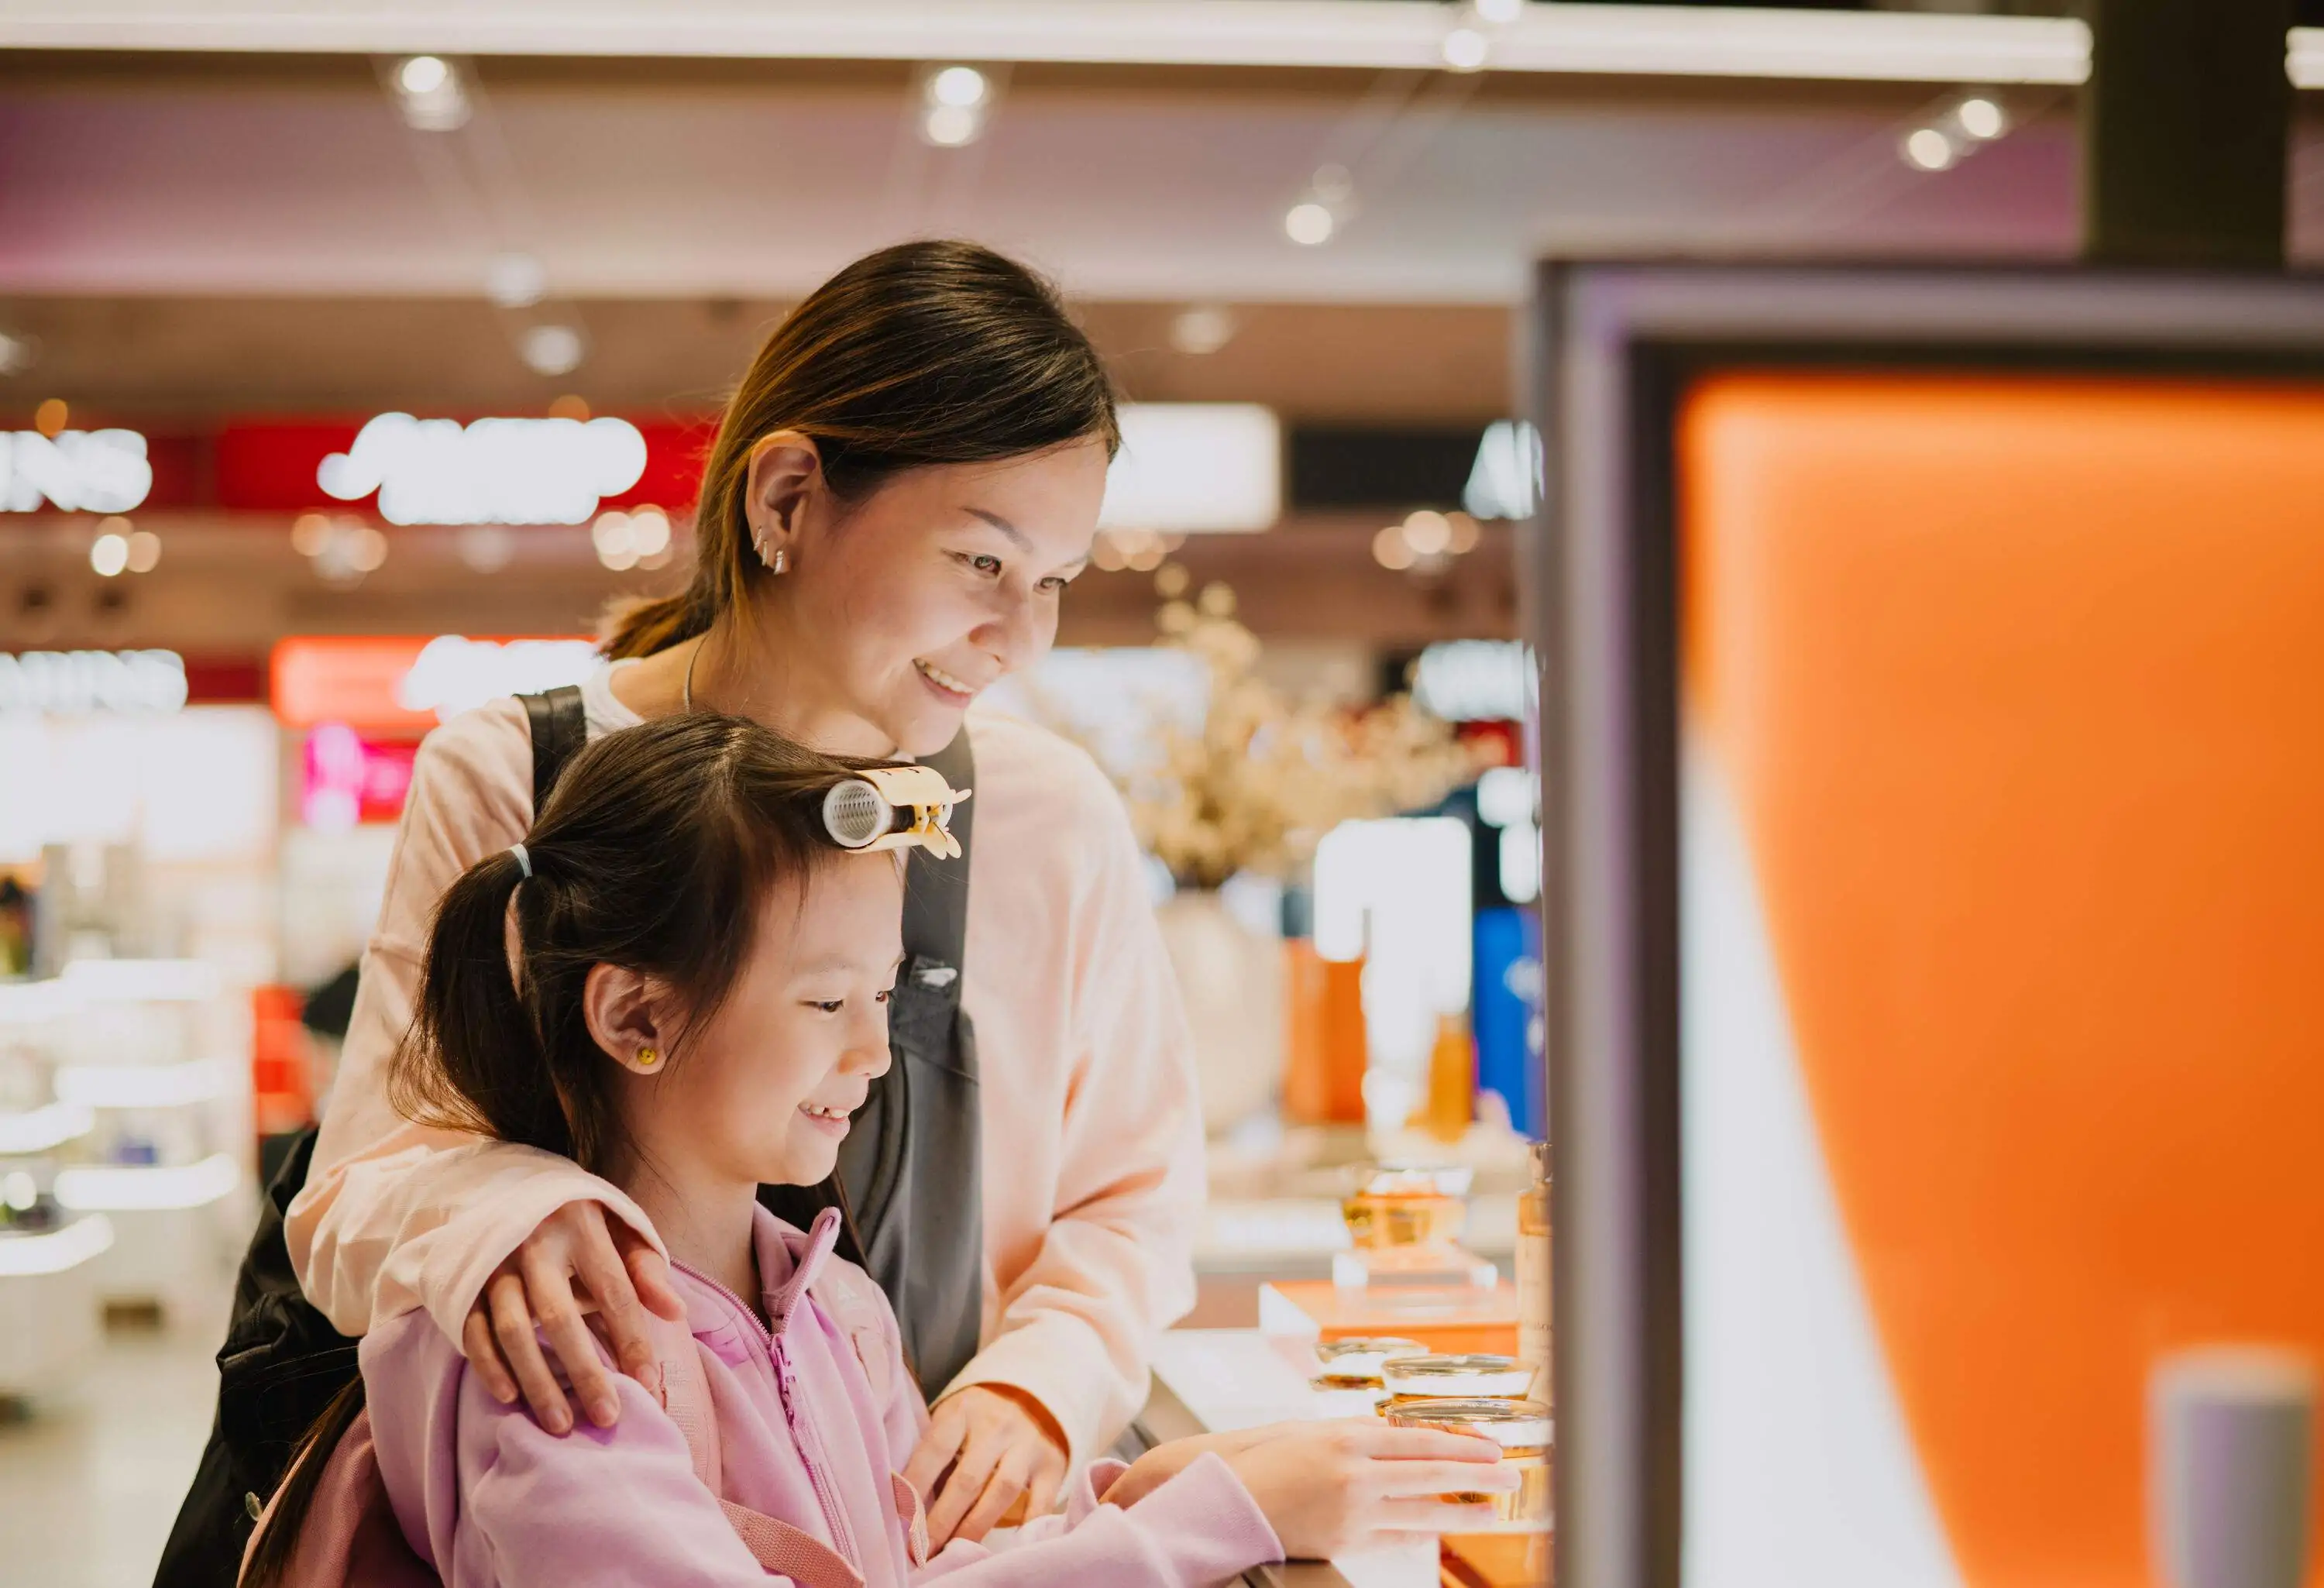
[{"xmin": 1148, "ymin": 1330, "xmax": 1440, "ymax": 1588}]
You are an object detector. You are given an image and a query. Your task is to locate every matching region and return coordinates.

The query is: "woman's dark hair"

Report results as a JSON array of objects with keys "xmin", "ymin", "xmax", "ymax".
[
  {"xmin": 244, "ymin": 715, "xmax": 886, "ymax": 1588},
  {"xmin": 389, "ymin": 713, "xmax": 884, "ymax": 1175},
  {"xmin": 604, "ymin": 239, "xmax": 1120, "ymax": 658}
]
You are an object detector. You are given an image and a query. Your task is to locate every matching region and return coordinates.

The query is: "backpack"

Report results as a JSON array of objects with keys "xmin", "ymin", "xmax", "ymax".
[
  {"xmin": 238, "ymin": 1252, "xmax": 929, "ymax": 1588},
  {"xmin": 158, "ymin": 686, "xmax": 981, "ymax": 1588}
]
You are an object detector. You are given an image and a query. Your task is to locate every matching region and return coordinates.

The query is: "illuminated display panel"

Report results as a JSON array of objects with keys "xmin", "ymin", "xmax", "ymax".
[{"xmin": 1679, "ymin": 373, "xmax": 2324, "ymax": 1587}]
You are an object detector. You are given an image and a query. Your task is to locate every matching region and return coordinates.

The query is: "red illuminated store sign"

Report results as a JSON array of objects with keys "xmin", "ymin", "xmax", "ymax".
[
  {"xmin": 272, "ymin": 634, "xmax": 596, "ymax": 733},
  {"xmin": 218, "ymin": 417, "xmax": 712, "ymax": 516},
  {"xmin": 0, "ymin": 414, "xmax": 715, "ymax": 518}
]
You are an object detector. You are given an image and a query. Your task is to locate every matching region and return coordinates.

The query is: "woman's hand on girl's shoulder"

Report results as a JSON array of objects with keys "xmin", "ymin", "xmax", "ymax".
[
  {"xmin": 1113, "ymin": 1418, "xmax": 1516, "ymax": 1561},
  {"xmin": 459, "ymin": 1200, "xmax": 687, "ymax": 1433}
]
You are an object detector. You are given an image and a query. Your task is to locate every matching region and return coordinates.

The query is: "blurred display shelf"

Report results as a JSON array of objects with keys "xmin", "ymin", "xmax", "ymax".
[
  {"xmin": 0, "ymin": 1216, "xmax": 111, "ymax": 1395},
  {"xmin": 53, "ymin": 1057, "xmax": 235, "ymax": 1110},
  {"xmin": 0, "ymin": 1101, "xmax": 97, "ymax": 1157},
  {"xmin": 0, "ymin": 1213, "xmax": 114, "ymax": 1279},
  {"xmin": 58, "ymin": 958, "xmax": 220, "ymax": 1003},
  {"xmin": 1195, "ymin": 1194, "xmax": 1517, "ymax": 1278},
  {"xmin": 54, "ymin": 1152, "xmax": 239, "ymax": 1212}
]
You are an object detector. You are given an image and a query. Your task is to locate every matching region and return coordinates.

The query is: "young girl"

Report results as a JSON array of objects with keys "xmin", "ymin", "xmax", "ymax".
[{"xmin": 256, "ymin": 714, "xmax": 1513, "ymax": 1588}]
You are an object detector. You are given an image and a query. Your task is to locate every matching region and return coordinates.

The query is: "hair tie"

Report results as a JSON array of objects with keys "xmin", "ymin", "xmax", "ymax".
[{"xmin": 508, "ymin": 843, "xmax": 532, "ymax": 879}]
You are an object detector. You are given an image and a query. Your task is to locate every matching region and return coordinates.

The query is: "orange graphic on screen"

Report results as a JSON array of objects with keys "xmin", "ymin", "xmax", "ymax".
[{"xmin": 1682, "ymin": 373, "xmax": 2324, "ymax": 1588}]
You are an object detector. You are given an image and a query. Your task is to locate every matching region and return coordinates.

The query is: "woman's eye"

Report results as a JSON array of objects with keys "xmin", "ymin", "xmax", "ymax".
[
  {"xmin": 1038, "ymin": 573, "xmax": 1072, "ymax": 593},
  {"xmin": 970, "ymin": 554, "xmax": 1003, "ymax": 576},
  {"xmin": 875, "ymin": 987, "xmax": 894, "ymax": 1005},
  {"xmin": 810, "ymin": 999, "xmax": 845, "ymax": 1014}
]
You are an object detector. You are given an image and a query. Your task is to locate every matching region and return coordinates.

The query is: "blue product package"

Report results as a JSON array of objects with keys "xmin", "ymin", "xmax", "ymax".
[{"xmin": 1472, "ymin": 906, "xmax": 1545, "ymax": 1139}]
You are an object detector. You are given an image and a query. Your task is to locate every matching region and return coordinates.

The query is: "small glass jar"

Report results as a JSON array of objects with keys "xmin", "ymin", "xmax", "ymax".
[
  {"xmin": 1341, "ymin": 1164, "xmax": 1472, "ymax": 1252},
  {"xmin": 1383, "ymin": 1397, "xmax": 1552, "ymax": 1533},
  {"xmin": 1312, "ymin": 1335, "xmax": 1429, "ymax": 1395},
  {"xmin": 1380, "ymin": 1353, "xmax": 1537, "ymax": 1411}
]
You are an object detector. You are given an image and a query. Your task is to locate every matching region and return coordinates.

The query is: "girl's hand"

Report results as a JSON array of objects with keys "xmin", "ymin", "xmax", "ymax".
[
  {"xmin": 904, "ymin": 1384, "xmax": 1071, "ymax": 1547},
  {"xmin": 1120, "ymin": 1419, "xmax": 1516, "ymax": 1559},
  {"xmin": 458, "ymin": 1201, "xmax": 687, "ymax": 1433}
]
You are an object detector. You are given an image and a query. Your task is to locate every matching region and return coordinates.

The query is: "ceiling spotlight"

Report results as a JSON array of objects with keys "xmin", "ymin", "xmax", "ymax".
[
  {"xmin": 486, "ymin": 253, "xmax": 547, "ymax": 309},
  {"xmin": 1442, "ymin": 26, "xmax": 1490, "ymax": 72},
  {"xmin": 520, "ymin": 324, "xmax": 586, "ymax": 377},
  {"xmin": 125, "ymin": 528, "xmax": 161, "ymax": 573},
  {"xmin": 89, "ymin": 530, "xmax": 129, "ymax": 578},
  {"xmin": 0, "ymin": 330, "xmax": 37, "ymax": 376},
  {"xmin": 593, "ymin": 509, "xmax": 639, "ymax": 571},
  {"xmin": 1902, "ymin": 127, "xmax": 1958, "ymax": 172},
  {"xmin": 920, "ymin": 64, "xmax": 995, "ymax": 148},
  {"xmin": 1402, "ymin": 510, "xmax": 1453, "ymax": 556},
  {"xmin": 1169, "ymin": 305, "xmax": 1239, "ymax": 356},
  {"xmin": 1955, "ymin": 95, "xmax": 2006, "ymax": 141},
  {"xmin": 1372, "ymin": 525, "xmax": 1416, "ymax": 571},
  {"xmin": 392, "ymin": 54, "xmax": 470, "ymax": 132},
  {"xmin": 924, "ymin": 105, "xmax": 980, "ymax": 146},
  {"xmin": 398, "ymin": 55, "xmax": 448, "ymax": 95},
  {"xmin": 1474, "ymin": 0, "xmax": 1525, "ymax": 22},
  {"xmin": 929, "ymin": 66, "xmax": 988, "ymax": 108},
  {"xmin": 1285, "ymin": 201, "xmax": 1336, "ymax": 246}
]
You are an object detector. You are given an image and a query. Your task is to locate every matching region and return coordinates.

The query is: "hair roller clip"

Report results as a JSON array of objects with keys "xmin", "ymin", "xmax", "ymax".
[{"xmin": 820, "ymin": 765, "xmax": 971, "ymax": 860}]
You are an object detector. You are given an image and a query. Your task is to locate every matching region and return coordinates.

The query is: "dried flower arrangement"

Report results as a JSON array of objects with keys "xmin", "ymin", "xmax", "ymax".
[{"xmin": 1118, "ymin": 581, "xmax": 1483, "ymax": 891}]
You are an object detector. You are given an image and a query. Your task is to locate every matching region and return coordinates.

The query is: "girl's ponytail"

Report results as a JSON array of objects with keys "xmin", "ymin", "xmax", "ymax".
[{"xmin": 389, "ymin": 849, "xmax": 583, "ymax": 1164}]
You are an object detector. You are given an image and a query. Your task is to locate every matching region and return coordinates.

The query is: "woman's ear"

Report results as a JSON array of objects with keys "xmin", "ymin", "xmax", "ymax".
[
  {"xmin": 583, "ymin": 964, "xmax": 674, "ymax": 1075},
  {"xmin": 743, "ymin": 431, "xmax": 823, "ymax": 572}
]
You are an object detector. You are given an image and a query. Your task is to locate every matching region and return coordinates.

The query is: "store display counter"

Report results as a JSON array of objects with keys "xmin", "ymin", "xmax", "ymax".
[{"xmin": 1143, "ymin": 1331, "xmax": 1545, "ymax": 1588}]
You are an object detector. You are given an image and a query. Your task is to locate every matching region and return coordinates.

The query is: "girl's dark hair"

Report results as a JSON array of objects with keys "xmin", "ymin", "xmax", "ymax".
[
  {"xmin": 246, "ymin": 715, "xmax": 886, "ymax": 1588},
  {"xmin": 604, "ymin": 239, "xmax": 1120, "ymax": 659},
  {"xmin": 389, "ymin": 713, "xmax": 882, "ymax": 1175}
]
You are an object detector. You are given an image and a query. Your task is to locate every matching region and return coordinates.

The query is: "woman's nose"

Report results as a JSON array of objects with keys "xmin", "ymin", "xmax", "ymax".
[{"xmin": 972, "ymin": 588, "xmax": 1048, "ymax": 674}]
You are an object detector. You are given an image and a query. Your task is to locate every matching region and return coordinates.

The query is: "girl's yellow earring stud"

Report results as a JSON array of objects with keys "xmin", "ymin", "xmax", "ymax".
[{"xmin": 636, "ymin": 1047, "xmax": 661, "ymax": 1072}]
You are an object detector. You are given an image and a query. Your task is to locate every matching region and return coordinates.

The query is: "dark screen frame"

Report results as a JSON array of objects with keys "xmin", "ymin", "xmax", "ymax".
[{"xmin": 1524, "ymin": 261, "xmax": 2324, "ymax": 1588}]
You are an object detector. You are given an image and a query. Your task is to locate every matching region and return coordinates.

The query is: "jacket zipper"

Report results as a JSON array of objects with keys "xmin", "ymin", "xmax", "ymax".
[{"xmin": 668, "ymin": 1257, "xmax": 861, "ymax": 1571}]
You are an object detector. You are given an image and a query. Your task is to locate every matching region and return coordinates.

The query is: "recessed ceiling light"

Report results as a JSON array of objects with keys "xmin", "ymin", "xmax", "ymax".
[
  {"xmin": 520, "ymin": 324, "xmax": 586, "ymax": 376},
  {"xmin": 1284, "ymin": 202, "xmax": 1335, "ymax": 246},
  {"xmin": 1902, "ymin": 127, "xmax": 1958, "ymax": 171},
  {"xmin": 1956, "ymin": 95, "xmax": 2006, "ymax": 140}
]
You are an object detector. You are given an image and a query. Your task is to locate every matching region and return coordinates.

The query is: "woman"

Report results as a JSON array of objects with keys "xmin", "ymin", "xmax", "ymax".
[{"xmin": 287, "ymin": 240, "xmax": 1199, "ymax": 1552}]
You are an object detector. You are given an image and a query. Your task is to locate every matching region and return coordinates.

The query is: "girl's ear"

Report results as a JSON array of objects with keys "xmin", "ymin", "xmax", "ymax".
[
  {"xmin": 743, "ymin": 430, "xmax": 824, "ymax": 571},
  {"xmin": 583, "ymin": 964, "xmax": 673, "ymax": 1075}
]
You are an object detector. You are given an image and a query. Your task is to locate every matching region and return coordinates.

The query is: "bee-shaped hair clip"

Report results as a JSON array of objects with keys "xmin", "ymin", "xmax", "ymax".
[{"xmin": 820, "ymin": 765, "xmax": 971, "ymax": 860}]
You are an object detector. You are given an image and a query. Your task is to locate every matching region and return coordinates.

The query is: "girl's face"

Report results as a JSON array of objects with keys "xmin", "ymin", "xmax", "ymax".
[
  {"xmin": 750, "ymin": 438, "xmax": 1110, "ymax": 758},
  {"xmin": 619, "ymin": 856, "xmax": 904, "ymax": 1195}
]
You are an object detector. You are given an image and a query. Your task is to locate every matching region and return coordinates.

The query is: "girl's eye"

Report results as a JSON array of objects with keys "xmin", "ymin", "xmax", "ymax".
[
  {"xmin": 963, "ymin": 553, "xmax": 1002, "ymax": 576},
  {"xmin": 875, "ymin": 988, "xmax": 894, "ymax": 1005},
  {"xmin": 1038, "ymin": 573, "xmax": 1073, "ymax": 593},
  {"xmin": 811, "ymin": 999, "xmax": 844, "ymax": 1014}
]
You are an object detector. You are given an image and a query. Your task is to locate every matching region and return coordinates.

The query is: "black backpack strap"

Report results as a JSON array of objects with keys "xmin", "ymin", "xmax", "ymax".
[
  {"xmin": 761, "ymin": 724, "xmax": 983, "ymax": 1397},
  {"xmin": 520, "ymin": 684, "xmax": 590, "ymax": 814}
]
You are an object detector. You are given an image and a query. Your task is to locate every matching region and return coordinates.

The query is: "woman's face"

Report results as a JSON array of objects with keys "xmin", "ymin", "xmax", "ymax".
[
  {"xmin": 754, "ymin": 438, "xmax": 1109, "ymax": 758},
  {"xmin": 621, "ymin": 857, "xmax": 903, "ymax": 1194}
]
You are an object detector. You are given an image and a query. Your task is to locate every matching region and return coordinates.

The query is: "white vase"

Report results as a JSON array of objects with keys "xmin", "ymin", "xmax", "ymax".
[{"xmin": 1155, "ymin": 890, "xmax": 1285, "ymax": 1135}]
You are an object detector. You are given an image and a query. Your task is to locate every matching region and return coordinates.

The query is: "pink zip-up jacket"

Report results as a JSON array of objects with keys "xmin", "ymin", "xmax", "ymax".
[
  {"xmin": 293, "ymin": 667, "xmax": 1205, "ymax": 1463},
  {"xmin": 361, "ymin": 1204, "xmax": 1278, "ymax": 1588}
]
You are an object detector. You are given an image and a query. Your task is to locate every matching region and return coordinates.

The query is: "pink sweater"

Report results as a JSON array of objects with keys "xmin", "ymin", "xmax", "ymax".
[
  {"xmin": 290, "ymin": 666, "xmax": 1205, "ymax": 1462},
  {"xmin": 361, "ymin": 1205, "xmax": 1279, "ymax": 1588}
]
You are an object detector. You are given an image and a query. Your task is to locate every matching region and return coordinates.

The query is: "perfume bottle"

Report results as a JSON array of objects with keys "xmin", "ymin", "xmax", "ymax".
[{"xmin": 1517, "ymin": 1139, "xmax": 1552, "ymax": 1404}]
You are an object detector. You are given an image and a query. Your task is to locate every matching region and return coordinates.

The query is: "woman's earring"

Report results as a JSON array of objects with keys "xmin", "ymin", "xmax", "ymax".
[
  {"xmin": 635, "ymin": 1047, "xmax": 661, "ymax": 1073},
  {"xmin": 768, "ymin": 546, "xmax": 789, "ymax": 575}
]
